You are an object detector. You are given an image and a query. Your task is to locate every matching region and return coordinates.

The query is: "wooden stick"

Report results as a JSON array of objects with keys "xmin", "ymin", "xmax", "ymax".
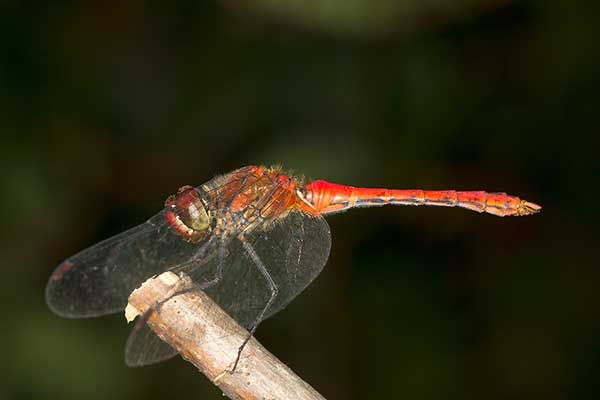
[{"xmin": 125, "ymin": 272, "xmax": 326, "ymax": 400}]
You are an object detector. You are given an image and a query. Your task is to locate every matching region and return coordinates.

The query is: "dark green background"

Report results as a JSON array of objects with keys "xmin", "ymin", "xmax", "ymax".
[{"xmin": 2, "ymin": 1, "xmax": 598, "ymax": 399}]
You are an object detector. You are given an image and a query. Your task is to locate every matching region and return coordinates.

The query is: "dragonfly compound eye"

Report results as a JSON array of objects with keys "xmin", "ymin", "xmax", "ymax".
[{"xmin": 164, "ymin": 185, "xmax": 210, "ymax": 242}]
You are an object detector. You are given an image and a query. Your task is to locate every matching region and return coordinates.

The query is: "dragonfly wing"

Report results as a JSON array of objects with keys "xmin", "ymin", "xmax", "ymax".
[
  {"xmin": 45, "ymin": 210, "xmax": 218, "ymax": 318},
  {"xmin": 125, "ymin": 312, "xmax": 178, "ymax": 366},
  {"xmin": 203, "ymin": 210, "xmax": 332, "ymax": 329}
]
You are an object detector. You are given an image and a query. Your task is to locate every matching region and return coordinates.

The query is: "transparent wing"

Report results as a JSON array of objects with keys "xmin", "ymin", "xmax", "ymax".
[
  {"xmin": 124, "ymin": 210, "xmax": 332, "ymax": 366},
  {"xmin": 205, "ymin": 210, "xmax": 331, "ymax": 329},
  {"xmin": 45, "ymin": 168, "xmax": 258, "ymax": 319},
  {"xmin": 125, "ymin": 312, "xmax": 178, "ymax": 366},
  {"xmin": 45, "ymin": 210, "xmax": 218, "ymax": 318}
]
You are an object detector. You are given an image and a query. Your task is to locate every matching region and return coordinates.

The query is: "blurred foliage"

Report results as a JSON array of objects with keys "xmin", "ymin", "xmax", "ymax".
[
  {"xmin": 1, "ymin": 0, "xmax": 598, "ymax": 399},
  {"xmin": 221, "ymin": 0, "xmax": 509, "ymax": 37}
]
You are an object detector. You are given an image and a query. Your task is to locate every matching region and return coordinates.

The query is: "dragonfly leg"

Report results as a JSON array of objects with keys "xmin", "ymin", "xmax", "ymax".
[{"xmin": 229, "ymin": 236, "xmax": 279, "ymax": 373}]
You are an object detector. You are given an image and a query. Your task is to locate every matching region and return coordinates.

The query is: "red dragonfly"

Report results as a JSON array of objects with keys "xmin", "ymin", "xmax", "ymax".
[{"xmin": 46, "ymin": 165, "xmax": 541, "ymax": 367}]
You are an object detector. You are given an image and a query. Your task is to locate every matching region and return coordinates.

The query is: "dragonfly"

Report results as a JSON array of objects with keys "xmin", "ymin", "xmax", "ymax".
[{"xmin": 46, "ymin": 165, "xmax": 541, "ymax": 367}]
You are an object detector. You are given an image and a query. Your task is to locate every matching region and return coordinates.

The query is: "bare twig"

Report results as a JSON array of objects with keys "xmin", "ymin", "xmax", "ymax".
[{"xmin": 125, "ymin": 272, "xmax": 326, "ymax": 400}]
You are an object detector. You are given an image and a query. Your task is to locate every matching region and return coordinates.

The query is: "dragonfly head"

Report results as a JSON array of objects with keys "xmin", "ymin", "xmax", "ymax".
[{"xmin": 164, "ymin": 185, "xmax": 211, "ymax": 242}]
